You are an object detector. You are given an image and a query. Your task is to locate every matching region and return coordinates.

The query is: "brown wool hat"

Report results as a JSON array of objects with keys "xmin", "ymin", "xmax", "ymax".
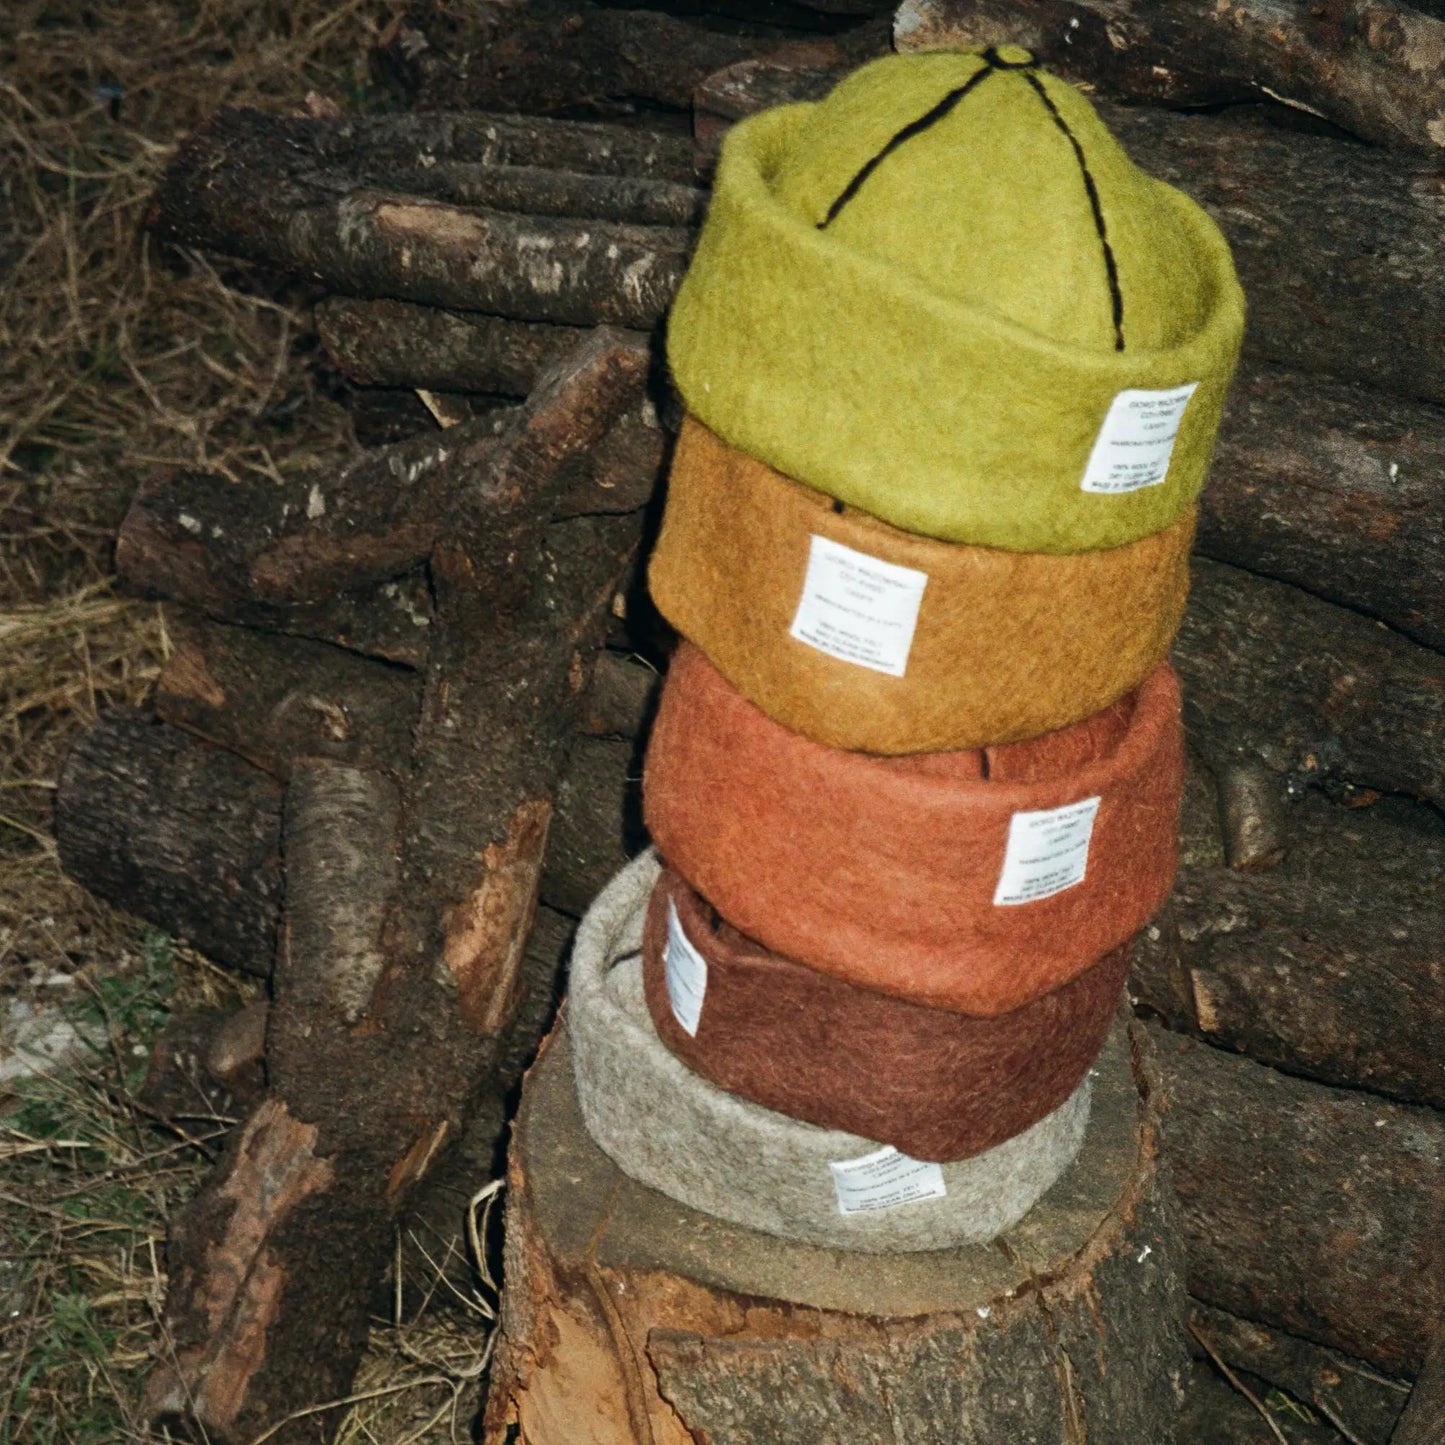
[
  {"xmin": 649, "ymin": 417, "xmax": 1195, "ymax": 753},
  {"xmin": 642, "ymin": 865, "xmax": 1129, "ymax": 1162},
  {"xmin": 642, "ymin": 643, "xmax": 1182, "ymax": 1015}
]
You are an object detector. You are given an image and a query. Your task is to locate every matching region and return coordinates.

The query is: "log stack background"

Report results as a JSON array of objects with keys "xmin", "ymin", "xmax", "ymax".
[{"xmin": 49, "ymin": 0, "xmax": 1445, "ymax": 1439}]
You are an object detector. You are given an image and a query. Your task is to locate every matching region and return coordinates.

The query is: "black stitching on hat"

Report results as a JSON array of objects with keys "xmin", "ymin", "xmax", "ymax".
[
  {"xmin": 831, "ymin": 498, "xmax": 845, "ymax": 514},
  {"xmin": 1022, "ymin": 70, "xmax": 1126, "ymax": 351},
  {"xmin": 818, "ymin": 61, "xmax": 995, "ymax": 229},
  {"xmin": 982, "ymin": 46, "xmax": 1038, "ymax": 70}
]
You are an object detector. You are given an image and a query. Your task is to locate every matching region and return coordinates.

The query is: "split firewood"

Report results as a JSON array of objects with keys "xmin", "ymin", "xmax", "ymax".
[
  {"xmin": 1132, "ymin": 755, "xmax": 1445, "ymax": 1109},
  {"xmin": 1151, "ymin": 1025, "xmax": 1445, "ymax": 1378},
  {"xmin": 893, "ymin": 0, "xmax": 1445, "ymax": 155},
  {"xmin": 1175, "ymin": 558, "xmax": 1445, "ymax": 807},
  {"xmin": 375, "ymin": 0, "xmax": 821, "ymax": 113},
  {"xmin": 145, "ymin": 331, "xmax": 652, "ymax": 1442},
  {"xmin": 149, "ymin": 110, "xmax": 693, "ymax": 329},
  {"xmin": 117, "ymin": 383, "xmax": 664, "ymax": 630},
  {"xmin": 1188, "ymin": 1301, "xmax": 1410, "ymax": 1445},
  {"xmin": 1101, "ymin": 100, "xmax": 1445, "ymax": 409}
]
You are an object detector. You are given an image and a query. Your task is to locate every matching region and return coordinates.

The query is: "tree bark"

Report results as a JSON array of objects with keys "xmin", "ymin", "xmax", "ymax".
[
  {"xmin": 1393, "ymin": 1325, "xmax": 1445, "ymax": 1444},
  {"xmin": 1174, "ymin": 558, "xmax": 1445, "ymax": 808},
  {"xmin": 894, "ymin": 0, "xmax": 1445, "ymax": 155},
  {"xmin": 693, "ymin": 42, "xmax": 865, "ymax": 165},
  {"xmin": 54, "ymin": 709, "xmax": 281, "ymax": 979},
  {"xmin": 1132, "ymin": 755, "xmax": 1445, "ymax": 1110},
  {"xmin": 239, "ymin": 107, "xmax": 697, "ymax": 182},
  {"xmin": 1202, "ymin": 363, "xmax": 1445, "ymax": 651},
  {"xmin": 144, "ymin": 332, "xmax": 652, "ymax": 1443},
  {"xmin": 154, "ymin": 611, "xmax": 421, "ymax": 777},
  {"xmin": 1187, "ymin": 1301, "xmax": 1410, "ymax": 1445},
  {"xmin": 1101, "ymin": 100, "xmax": 1445, "ymax": 409},
  {"xmin": 375, "ymin": 0, "xmax": 788, "ymax": 113},
  {"xmin": 54, "ymin": 699, "xmax": 647, "ymax": 970},
  {"xmin": 484, "ymin": 1015, "xmax": 1192, "ymax": 1444},
  {"xmin": 1151, "ymin": 1025, "xmax": 1445, "ymax": 1378},
  {"xmin": 316, "ymin": 297, "xmax": 581, "ymax": 395},
  {"xmin": 117, "ymin": 382, "xmax": 664, "ymax": 626},
  {"xmin": 149, "ymin": 111, "xmax": 693, "ymax": 329}
]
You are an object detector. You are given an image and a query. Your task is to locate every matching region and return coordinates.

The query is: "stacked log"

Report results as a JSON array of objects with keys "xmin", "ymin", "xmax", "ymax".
[{"xmin": 51, "ymin": 0, "xmax": 1445, "ymax": 1439}]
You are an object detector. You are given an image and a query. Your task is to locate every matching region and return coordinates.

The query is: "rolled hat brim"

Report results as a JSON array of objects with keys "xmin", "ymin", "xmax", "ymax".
[
  {"xmin": 650, "ymin": 416, "xmax": 1194, "ymax": 752},
  {"xmin": 643, "ymin": 643, "xmax": 1182, "ymax": 1015}
]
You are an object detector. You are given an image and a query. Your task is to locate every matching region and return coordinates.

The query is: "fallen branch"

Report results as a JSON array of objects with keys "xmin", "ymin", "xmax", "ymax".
[{"xmin": 144, "ymin": 331, "xmax": 652, "ymax": 1442}]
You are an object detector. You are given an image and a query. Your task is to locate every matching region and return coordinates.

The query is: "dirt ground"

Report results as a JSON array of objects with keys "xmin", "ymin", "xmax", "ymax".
[{"xmin": 0, "ymin": 3, "xmax": 495, "ymax": 1438}]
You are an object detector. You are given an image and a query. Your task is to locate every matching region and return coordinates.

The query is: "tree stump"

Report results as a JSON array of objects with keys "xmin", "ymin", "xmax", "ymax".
[{"xmin": 483, "ymin": 1014, "xmax": 1188, "ymax": 1444}]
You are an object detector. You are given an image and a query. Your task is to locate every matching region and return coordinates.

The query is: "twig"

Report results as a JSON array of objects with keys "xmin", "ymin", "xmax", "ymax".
[
  {"xmin": 1189, "ymin": 1321, "xmax": 1290, "ymax": 1445},
  {"xmin": 244, "ymin": 1376, "xmax": 451, "ymax": 1444},
  {"xmin": 1311, "ymin": 1390, "xmax": 1370, "ymax": 1445}
]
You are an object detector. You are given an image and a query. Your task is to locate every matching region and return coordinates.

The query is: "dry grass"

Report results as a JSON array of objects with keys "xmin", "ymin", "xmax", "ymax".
[{"xmin": 0, "ymin": 2, "xmax": 495, "ymax": 1438}]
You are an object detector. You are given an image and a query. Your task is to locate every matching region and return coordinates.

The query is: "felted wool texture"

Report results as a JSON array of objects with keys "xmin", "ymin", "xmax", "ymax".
[
  {"xmin": 649, "ymin": 415, "xmax": 1195, "ymax": 753},
  {"xmin": 643, "ymin": 643, "xmax": 1183, "ymax": 1015},
  {"xmin": 569, "ymin": 850, "xmax": 1093, "ymax": 1251},
  {"xmin": 667, "ymin": 49, "xmax": 1245, "ymax": 553},
  {"xmin": 642, "ymin": 865, "xmax": 1128, "ymax": 1162}
]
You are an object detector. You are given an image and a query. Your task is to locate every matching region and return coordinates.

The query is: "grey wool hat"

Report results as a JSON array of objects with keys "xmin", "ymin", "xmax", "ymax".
[{"xmin": 568, "ymin": 851, "xmax": 1094, "ymax": 1253}]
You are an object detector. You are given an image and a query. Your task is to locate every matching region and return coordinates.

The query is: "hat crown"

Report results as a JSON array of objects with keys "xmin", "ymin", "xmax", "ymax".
[{"xmin": 770, "ymin": 50, "xmax": 1211, "ymax": 354}]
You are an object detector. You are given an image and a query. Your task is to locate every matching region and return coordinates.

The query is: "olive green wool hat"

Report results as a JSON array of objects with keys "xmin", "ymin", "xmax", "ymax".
[{"xmin": 667, "ymin": 47, "xmax": 1245, "ymax": 553}]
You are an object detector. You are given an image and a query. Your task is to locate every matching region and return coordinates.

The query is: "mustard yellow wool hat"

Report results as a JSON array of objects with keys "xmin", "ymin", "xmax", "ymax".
[
  {"xmin": 650, "ymin": 416, "xmax": 1193, "ymax": 752},
  {"xmin": 667, "ymin": 47, "xmax": 1245, "ymax": 553}
]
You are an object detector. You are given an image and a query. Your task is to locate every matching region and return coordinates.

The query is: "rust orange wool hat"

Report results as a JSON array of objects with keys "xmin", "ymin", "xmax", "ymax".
[
  {"xmin": 643, "ymin": 643, "xmax": 1183, "ymax": 1016},
  {"xmin": 649, "ymin": 416, "xmax": 1194, "ymax": 753},
  {"xmin": 642, "ymin": 865, "xmax": 1129, "ymax": 1162}
]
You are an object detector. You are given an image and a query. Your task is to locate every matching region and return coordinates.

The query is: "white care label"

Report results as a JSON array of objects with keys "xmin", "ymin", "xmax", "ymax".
[
  {"xmin": 664, "ymin": 900, "xmax": 707, "ymax": 1037},
  {"xmin": 828, "ymin": 1145, "xmax": 947, "ymax": 1215},
  {"xmin": 1080, "ymin": 383, "xmax": 1199, "ymax": 494},
  {"xmin": 789, "ymin": 535, "xmax": 928, "ymax": 678},
  {"xmin": 993, "ymin": 797, "xmax": 1102, "ymax": 906}
]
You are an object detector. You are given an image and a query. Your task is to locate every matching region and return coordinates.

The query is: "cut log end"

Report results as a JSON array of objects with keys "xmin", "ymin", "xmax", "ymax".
[{"xmin": 483, "ymin": 1015, "xmax": 1191, "ymax": 1444}]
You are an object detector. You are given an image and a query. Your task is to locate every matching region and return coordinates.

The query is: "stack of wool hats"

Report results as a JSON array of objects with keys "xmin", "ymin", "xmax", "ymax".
[{"xmin": 569, "ymin": 46, "xmax": 1244, "ymax": 1253}]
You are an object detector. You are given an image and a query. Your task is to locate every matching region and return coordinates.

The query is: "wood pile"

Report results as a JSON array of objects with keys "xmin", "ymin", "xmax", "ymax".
[{"xmin": 53, "ymin": 0, "xmax": 1444, "ymax": 1439}]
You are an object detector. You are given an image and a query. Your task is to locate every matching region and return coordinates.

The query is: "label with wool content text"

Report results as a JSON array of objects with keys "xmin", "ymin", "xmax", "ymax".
[
  {"xmin": 829, "ymin": 1145, "xmax": 947, "ymax": 1215},
  {"xmin": 664, "ymin": 900, "xmax": 708, "ymax": 1037},
  {"xmin": 993, "ymin": 797, "xmax": 1102, "ymax": 906},
  {"xmin": 790, "ymin": 535, "xmax": 927, "ymax": 678},
  {"xmin": 1080, "ymin": 382, "xmax": 1198, "ymax": 494}
]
